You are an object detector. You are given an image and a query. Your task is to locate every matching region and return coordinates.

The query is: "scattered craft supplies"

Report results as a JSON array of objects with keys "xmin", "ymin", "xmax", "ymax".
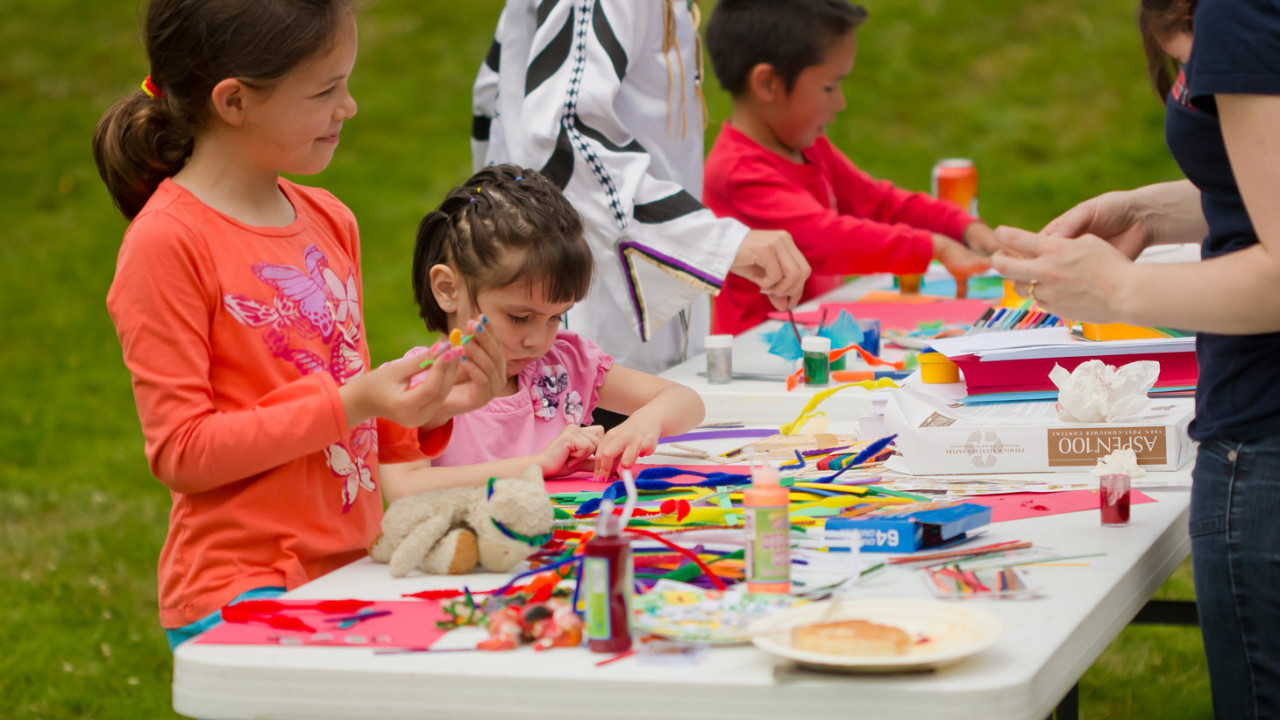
[
  {"xmin": 769, "ymin": 298, "xmax": 997, "ymax": 332},
  {"xmin": 197, "ymin": 600, "xmax": 451, "ymax": 648},
  {"xmin": 922, "ymin": 565, "xmax": 1038, "ymax": 600}
]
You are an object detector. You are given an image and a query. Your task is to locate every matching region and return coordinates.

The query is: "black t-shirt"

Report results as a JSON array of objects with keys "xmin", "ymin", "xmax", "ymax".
[{"xmin": 1165, "ymin": 0, "xmax": 1280, "ymax": 441}]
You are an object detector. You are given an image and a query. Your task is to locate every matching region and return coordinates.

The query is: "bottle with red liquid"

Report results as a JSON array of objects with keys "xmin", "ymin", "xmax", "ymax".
[
  {"xmin": 583, "ymin": 500, "xmax": 633, "ymax": 652},
  {"xmin": 1100, "ymin": 473, "xmax": 1131, "ymax": 527}
]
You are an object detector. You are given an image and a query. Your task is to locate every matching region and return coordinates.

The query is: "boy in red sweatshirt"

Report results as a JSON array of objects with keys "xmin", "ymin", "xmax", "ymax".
[{"xmin": 704, "ymin": 0, "xmax": 995, "ymax": 335}]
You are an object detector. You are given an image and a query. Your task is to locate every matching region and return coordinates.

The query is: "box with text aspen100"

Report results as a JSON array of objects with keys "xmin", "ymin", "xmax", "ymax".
[
  {"xmin": 883, "ymin": 385, "xmax": 1197, "ymax": 475},
  {"xmin": 826, "ymin": 504, "xmax": 993, "ymax": 553}
]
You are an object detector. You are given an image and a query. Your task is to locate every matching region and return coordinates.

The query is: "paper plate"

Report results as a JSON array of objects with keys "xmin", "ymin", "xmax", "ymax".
[
  {"xmin": 632, "ymin": 582, "xmax": 803, "ymax": 645},
  {"xmin": 749, "ymin": 598, "xmax": 1002, "ymax": 672}
]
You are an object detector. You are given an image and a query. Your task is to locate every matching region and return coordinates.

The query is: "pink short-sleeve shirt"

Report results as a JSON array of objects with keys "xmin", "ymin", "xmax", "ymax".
[{"xmin": 431, "ymin": 330, "xmax": 613, "ymax": 470}]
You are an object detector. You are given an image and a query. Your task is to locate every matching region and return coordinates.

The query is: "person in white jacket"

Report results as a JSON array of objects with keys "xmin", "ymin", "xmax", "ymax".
[{"xmin": 471, "ymin": 0, "xmax": 810, "ymax": 374}]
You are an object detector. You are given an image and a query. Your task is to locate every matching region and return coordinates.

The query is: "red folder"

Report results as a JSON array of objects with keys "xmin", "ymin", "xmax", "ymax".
[{"xmin": 950, "ymin": 351, "xmax": 1199, "ymax": 395}]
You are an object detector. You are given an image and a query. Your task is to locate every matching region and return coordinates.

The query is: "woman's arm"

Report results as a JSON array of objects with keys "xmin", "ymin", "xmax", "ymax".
[{"xmin": 994, "ymin": 95, "xmax": 1280, "ymax": 333}]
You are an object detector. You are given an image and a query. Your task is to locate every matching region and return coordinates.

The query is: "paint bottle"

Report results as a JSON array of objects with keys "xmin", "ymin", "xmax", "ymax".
[
  {"xmin": 583, "ymin": 500, "xmax": 633, "ymax": 652},
  {"xmin": 705, "ymin": 334, "xmax": 733, "ymax": 385},
  {"xmin": 743, "ymin": 464, "xmax": 791, "ymax": 594},
  {"xmin": 801, "ymin": 336, "xmax": 831, "ymax": 387}
]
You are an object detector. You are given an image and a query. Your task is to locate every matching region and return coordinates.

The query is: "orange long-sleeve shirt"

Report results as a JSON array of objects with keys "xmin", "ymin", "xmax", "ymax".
[{"xmin": 107, "ymin": 178, "xmax": 449, "ymax": 627}]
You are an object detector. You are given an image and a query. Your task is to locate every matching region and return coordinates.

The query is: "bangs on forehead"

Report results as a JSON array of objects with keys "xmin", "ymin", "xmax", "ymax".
[{"xmin": 483, "ymin": 233, "xmax": 593, "ymax": 305}]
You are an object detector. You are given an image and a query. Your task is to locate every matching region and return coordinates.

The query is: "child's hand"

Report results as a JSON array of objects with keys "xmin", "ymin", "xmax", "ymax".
[
  {"xmin": 426, "ymin": 317, "xmax": 507, "ymax": 425},
  {"xmin": 537, "ymin": 423, "xmax": 605, "ymax": 478},
  {"xmin": 933, "ymin": 234, "xmax": 992, "ymax": 299},
  {"xmin": 962, "ymin": 222, "xmax": 998, "ymax": 257},
  {"xmin": 340, "ymin": 343, "xmax": 463, "ymax": 429},
  {"xmin": 592, "ymin": 415, "xmax": 662, "ymax": 481}
]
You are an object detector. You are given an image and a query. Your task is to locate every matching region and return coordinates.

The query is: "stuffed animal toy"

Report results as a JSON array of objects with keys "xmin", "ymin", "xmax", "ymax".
[{"xmin": 369, "ymin": 465, "xmax": 554, "ymax": 577}]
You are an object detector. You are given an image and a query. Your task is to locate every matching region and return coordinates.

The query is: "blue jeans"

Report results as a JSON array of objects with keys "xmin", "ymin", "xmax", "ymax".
[
  {"xmin": 1191, "ymin": 437, "xmax": 1280, "ymax": 719},
  {"xmin": 165, "ymin": 586, "xmax": 286, "ymax": 651}
]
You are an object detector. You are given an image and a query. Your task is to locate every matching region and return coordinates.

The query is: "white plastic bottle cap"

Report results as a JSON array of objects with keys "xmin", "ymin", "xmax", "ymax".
[
  {"xmin": 705, "ymin": 334, "xmax": 733, "ymax": 349},
  {"xmin": 801, "ymin": 336, "xmax": 831, "ymax": 353}
]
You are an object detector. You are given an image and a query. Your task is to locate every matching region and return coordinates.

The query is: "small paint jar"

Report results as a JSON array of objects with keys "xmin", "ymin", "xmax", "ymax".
[
  {"xmin": 801, "ymin": 336, "xmax": 831, "ymax": 387},
  {"xmin": 705, "ymin": 334, "xmax": 733, "ymax": 385},
  {"xmin": 917, "ymin": 351, "xmax": 960, "ymax": 383},
  {"xmin": 1100, "ymin": 473, "xmax": 1131, "ymax": 527}
]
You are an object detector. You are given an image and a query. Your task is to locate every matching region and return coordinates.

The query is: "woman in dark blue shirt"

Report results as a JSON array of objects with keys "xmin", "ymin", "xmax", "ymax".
[{"xmin": 992, "ymin": 1, "xmax": 1280, "ymax": 716}]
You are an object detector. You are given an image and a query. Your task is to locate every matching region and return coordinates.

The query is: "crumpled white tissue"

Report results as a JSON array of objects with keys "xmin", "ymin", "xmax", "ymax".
[
  {"xmin": 1050, "ymin": 359, "xmax": 1160, "ymax": 423},
  {"xmin": 1090, "ymin": 448, "xmax": 1148, "ymax": 479}
]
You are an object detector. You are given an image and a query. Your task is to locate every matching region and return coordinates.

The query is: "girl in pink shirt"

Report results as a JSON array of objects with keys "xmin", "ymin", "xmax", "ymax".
[
  {"xmin": 93, "ymin": 0, "xmax": 505, "ymax": 648},
  {"xmin": 381, "ymin": 165, "xmax": 706, "ymax": 502}
]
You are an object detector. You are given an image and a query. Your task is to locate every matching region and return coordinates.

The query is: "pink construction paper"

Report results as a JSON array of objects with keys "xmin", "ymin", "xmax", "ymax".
[
  {"xmin": 194, "ymin": 600, "xmax": 449, "ymax": 648},
  {"xmin": 966, "ymin": 489, "xmax": 1156, "ymax": 523},
  {"xmin": 769, "ymin": 299, "xmax": 995, "ymax": 332}
]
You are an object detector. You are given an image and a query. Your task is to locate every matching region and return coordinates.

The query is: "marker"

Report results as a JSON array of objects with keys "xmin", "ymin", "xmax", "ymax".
[
  {"xmin": 970, "ymin": 306, "xmax": 995, "ymax": 329},
  {"xmin": 979, "ymin": 308, "xmax": 1006, "ymax": 333},
  {"xmin": 997, "ymin": 309, "xmax": 1025, "ymax": 331}
]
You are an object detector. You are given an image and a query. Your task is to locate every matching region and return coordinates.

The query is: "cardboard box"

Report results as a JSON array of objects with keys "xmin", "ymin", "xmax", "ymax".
[
  {"xmin": 826, "ymin": 504, "xmax": 992, "ymax": 553},
  {"xmin": 884, "ymin": 384, "xmax": 1196, "ymax": 475}
]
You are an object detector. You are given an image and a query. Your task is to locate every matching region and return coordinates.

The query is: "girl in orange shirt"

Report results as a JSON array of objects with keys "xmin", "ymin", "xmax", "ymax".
[{"xmin": 93, "ymin": 0, "xmax": 505, "ymax": 648}]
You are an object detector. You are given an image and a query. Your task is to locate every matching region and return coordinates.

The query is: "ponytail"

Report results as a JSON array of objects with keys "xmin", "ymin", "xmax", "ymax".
[
  {"xmin": 92, "ymin": 0, "xmax": 354, "ymax": 221},
  {"xmin": 91, "ymin": 90, "xmax": 193, "ymax": 220}
]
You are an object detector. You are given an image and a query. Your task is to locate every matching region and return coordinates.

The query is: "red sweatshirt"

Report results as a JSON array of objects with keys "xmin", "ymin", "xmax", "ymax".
[{"xmin": 704, "ymin": 122, "xmax": 975, "ymax": 335}]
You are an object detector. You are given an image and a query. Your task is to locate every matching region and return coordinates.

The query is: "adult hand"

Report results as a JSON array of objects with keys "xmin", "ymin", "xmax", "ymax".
[
  {"xmin": 730, "ymin": 229, "xmax": 811, "ymax": 311},
  {"xmin": 536, "ymin": 423, "xmax": 605, "ymax": 478},
  {"xmin": 1041, "ymin": 190, "xmax": 1153, "ymax": 260},
  {"xmin": 991, "ymin": 226, "xmax": 1134, "ymax": 322}
]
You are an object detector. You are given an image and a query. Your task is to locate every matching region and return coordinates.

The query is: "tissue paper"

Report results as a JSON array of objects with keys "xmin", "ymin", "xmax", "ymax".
[
  {"xmin": 1050, "ymin": 359, "xmax": 1159, "ymax": 423},
  {"xmin": 1091, "ymin": 448, "xmax": 1148, "ymax": 479}
]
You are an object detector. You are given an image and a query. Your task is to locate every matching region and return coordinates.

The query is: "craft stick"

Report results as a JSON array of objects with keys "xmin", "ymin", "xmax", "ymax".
[
  {"xmin": 669, "ymin": 443, "xmax": 710, "ymax": 457},
  {"xmin": 890, "ymin": 540, "xmax": 1032, "ymax": 565}
]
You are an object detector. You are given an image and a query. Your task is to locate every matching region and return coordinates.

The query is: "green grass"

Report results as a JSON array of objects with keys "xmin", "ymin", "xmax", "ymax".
[{"xmin": 0, "ymin": 0, "xmax": 1206, "ymax": 717}]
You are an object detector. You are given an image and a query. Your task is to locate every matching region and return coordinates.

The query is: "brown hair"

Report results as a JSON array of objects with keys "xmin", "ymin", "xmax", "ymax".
[
  {"xmin": 91, "ymin": 0, "xmax": 354, "ymax": 220},
  {"xmin": 1138, "ymin": 0, "xmax": 1196, "ymax": 103},
  {"xmin": 706, "ymin": 0, "xmax": 868, "ymax": 96},
  {"xmin": 412, "ymin": 165, "xmax": 593, "ymax": 333}
]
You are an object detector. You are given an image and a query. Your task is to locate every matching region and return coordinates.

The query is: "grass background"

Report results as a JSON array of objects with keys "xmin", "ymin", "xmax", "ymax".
[{"xmin": 0, "ymin": 0, "xmax": 1208, "ymax": 717}]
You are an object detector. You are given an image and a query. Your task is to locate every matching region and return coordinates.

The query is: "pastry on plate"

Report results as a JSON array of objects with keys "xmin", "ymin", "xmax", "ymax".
[{"xmin": 791, "ymin": 618, "xmax": 911, "ymax": 656}]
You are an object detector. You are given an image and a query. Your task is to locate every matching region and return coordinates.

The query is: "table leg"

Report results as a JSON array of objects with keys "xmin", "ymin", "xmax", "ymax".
[
  {"xmin": 1130, "ymin": 599, "xmax": 1199, "ymax": 625},
  {"xmin": 1049, "ymin": 682, "xmax": 1079, "ymax": 720}
]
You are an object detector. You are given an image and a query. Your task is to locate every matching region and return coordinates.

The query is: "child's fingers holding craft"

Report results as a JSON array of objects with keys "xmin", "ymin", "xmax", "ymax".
[
  {"xmin": 437, "ymin": 316, "xmax": 507, "ymax": 419},
  {"xmin": 592, "ymin": 417, "xmax": 661, "ymax": 481},
  {"xmin": 538, "ymin": 423, "xmax": 605, "ymax": 477}
]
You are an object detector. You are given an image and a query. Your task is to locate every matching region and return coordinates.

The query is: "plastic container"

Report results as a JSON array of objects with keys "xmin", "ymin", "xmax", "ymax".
[
  {"xmin": 801, "ymin": 336, "xmax": 831, "ymax": 387},
  {"xmin": 705, "ymin": 334, "xmax": 733, "ymax": 385},
  {"xmin": 1100, "ymin": 473, "xmax": 1131, "ymax": 527},
  {"xmin": 917, "ymin": 352, "xmax": 960, "ymax": 384},
  {"xmin": 743, "ymin": 464, "xmax": 791, "ymax": 594},
  {"xmin": 583, "ymin": 500, "xmax": 633, "ymax": 652}
]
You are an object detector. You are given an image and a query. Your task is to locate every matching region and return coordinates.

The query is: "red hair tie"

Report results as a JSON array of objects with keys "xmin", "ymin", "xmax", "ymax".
[{"xmin": 141, "ymin": 75, "xmax": 164, "ymax": 99}]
